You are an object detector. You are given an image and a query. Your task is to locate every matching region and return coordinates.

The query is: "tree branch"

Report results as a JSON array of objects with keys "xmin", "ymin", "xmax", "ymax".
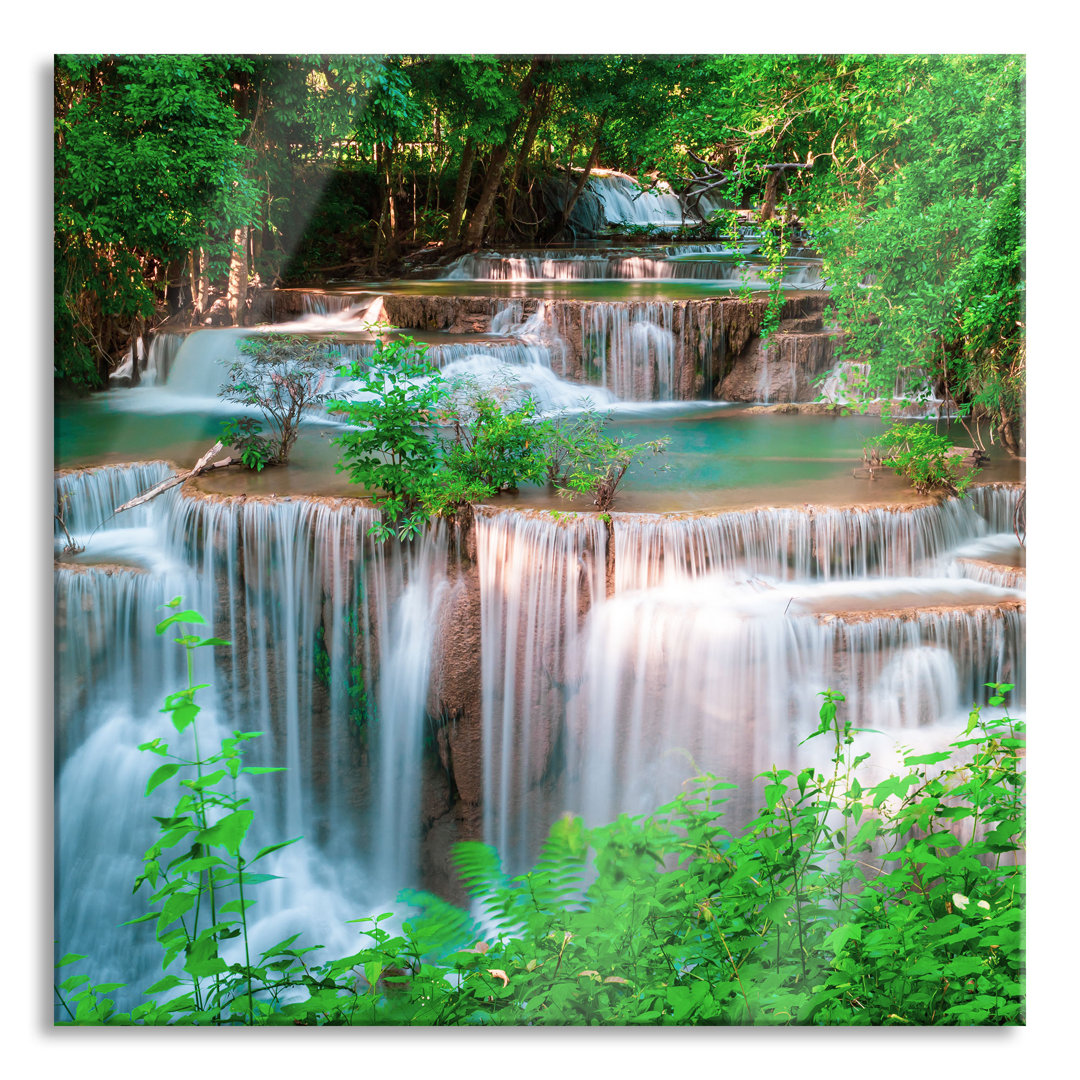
[{"xmin": 114, "ymin": 442, "xmax": 236, "ymax": 513}]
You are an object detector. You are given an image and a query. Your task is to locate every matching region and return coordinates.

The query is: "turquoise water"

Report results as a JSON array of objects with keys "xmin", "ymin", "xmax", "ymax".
[
  {"xmin": 55, "ymin": 396, "xmax": 1021, "ymax": 513},
  {"xmin": 323, "ymin": 280, "xmax": 821, "ymax": 302}
]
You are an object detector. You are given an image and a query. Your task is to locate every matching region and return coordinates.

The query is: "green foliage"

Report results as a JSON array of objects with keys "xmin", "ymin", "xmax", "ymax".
[
  {"xmin": 438, "ymin": 376, "xmax": 549, "ymax": 496},
  {"xmin": 219, "ymin": 335, "xmax": 338, "ymax": 464},
  {"xmin": 866, "ymin": 421, "xmax": 980, "ymax": 497},
  {"xmin": 330, "ymin": 343, "xmax": 673, "ymax": 533},
  {"xmin": 60, "ymin": 618, "xmax": 1024, "ymax": 1026},
  {"xmin": 328, "ymin": 337, "xmax": 451, "ymax": 541},
  {"xmin": 554, "ymin": 411, "xmax": 670, "ymax": 513},
  {"xmin": 219, "ymin": 418, "xmax": 273, "ymax": 472},
  {"xmin": 55, "ymin": 54, "xmax": 259, "ymax": 385},
  {"xmin": 332, "ymin": 339, "xmax": 645, "ymax": 536}
]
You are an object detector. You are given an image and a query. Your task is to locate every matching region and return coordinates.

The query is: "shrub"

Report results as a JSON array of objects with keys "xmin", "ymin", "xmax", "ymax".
[
  {"xmin": 219, "ymin": 334, "xmax": 339, "ymax": 464},
  {"xmin": 219, "ymin": 417, "xmax": 273, "ymax": 472},
  {"xmin": 328, "ymin": 337, "xmax": 447, "ymax": 540},
  {"xmin": 330, "ymin": 339, "xmax": 551, "ymax": 539},
  {"xmin": 865, "ymin": 420, "xmax": 981, "ymax": 496},
  {"xmin": 556, "ymin": 411, "xmax": 670, "ymax": 512}
]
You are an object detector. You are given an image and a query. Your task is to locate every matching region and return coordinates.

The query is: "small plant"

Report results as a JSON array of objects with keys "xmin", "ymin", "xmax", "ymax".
[
  {"xmin": 865, "ymin": 420, "xmax": 981, "ymax": 496},
  {"xmin": 556, "ymin": 411, "xmax": 670, "ymax": 513},
  {"xmin": 438, "ymin": 375, "xmax": 548, "ymax": 497},
  {"xmin": 219, "ymin": 334, "xmax": 338, "ymax": 465},
  {"xmin": 219, "ymin": 417, "xmax": 273, "ymax": 472},
  {"xmin": 331, "ymin": 340, "xmax": 555, "ymax": 539},
  {"xmin": 54, "ymin": 492, "xmax": 84, "ymax": 554},
  {"xmin": 328, "ymin": 337, "xmax": 449, "ymax": 541}
]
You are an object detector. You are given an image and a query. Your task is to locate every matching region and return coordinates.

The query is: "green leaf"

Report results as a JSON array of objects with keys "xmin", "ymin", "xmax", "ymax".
[
  {"xmin": 197, "ymin": 810, "xmax": 254, "ymax": 855},
  {"xmin": 55, "ymin": 953, "xmax": 87, "ymax": 968},
  {"xmin": 903, "ymin": 752, "xmax": 952, "ymax": 766},
  {"xmin": 121, "ymin": 911, "xmax": 160, "ymax": 926},
  {"xmin": 155, "ymin": 610, "xmax": 207, "ymax": 634},
  {"xmin": 143, "ymin": 974, "xmax": 184, "ymax": 995},
  {"xmin": 145, "ymin": 763, "xmax": 181, "ymax": 796},
  {"xmin": 167, "ymin": 702, "xmax": 199, "ymax": 734},
  {"xmin": 250, "ymin": 837, "xmax": 302, "ymax": 863}
]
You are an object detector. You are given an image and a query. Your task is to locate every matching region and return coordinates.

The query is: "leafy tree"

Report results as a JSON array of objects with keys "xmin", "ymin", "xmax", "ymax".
[
  {"xmin": 329, "ymin": 338, "xmax": 450, "ymax": 540},
  {"xmin": 55, "ymin": 54, "xmax": 260, "ymax": 386},
  {"xmin": 219, "ymin": 335, "xmax": 338, "ymax": 464},
  {"xmin": 555, "ymin": 411, "xmax": 670, "ymax": 512},
  {"xmin": 652, "ymin": 54, "xmax": 1025, "ymax": 453}
]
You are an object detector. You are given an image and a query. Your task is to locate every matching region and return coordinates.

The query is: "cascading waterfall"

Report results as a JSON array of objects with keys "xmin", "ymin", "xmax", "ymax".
[
  {"xmin": 474, "ymin": 509, "xmax": 607, "ymax": 870},
  {"xmin": 55, "ymin": 459, "xmax": 1025, "ymax": 1002},
  {"xmin": 54, "ymin": 466, "xmax": 456, "ymax": 1001},
  {"xmin": 459, "ymin": 496, "xmax": 1025, "ymax": 842},
  {"xmin": 438, "ymin": 249, "xmax": 823, "ymax": 285},
  {"xmin": 563, "ymin": 571, "xmax": 1024, "ymax": 830},
  {"xmin": 560, "ymin": 301, "xmax": 677, "ymax": 400},
  {"xmin": 584, "ymin": 170, "xmax": 726, "ymax": 230},
  {"xmin": 610, "ymin": 494, "xmax": 1007, "ymax": 590},
  {"xmin": 374, "ymin": 524, "xmax": 451, "ymax": 886},
  {"xmin": 819, "ymin": 359, "xmax": 945, "ymax": 414}
]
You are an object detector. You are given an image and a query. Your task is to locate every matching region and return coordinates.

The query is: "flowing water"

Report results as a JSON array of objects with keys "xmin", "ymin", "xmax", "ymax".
[{"xmin": 53, "ymin": 224, "xmax": 1025, "ymax": 1004}]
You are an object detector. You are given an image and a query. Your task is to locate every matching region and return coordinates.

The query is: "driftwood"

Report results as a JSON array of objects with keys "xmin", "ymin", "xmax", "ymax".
[{"xmin": 114, "ymin": 442, "xmax": 236, "ymax": 513}]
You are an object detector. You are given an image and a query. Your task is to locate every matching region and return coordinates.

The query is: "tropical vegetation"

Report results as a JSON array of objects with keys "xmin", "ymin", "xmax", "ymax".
[
  {"xmin": 55, "ymin": 53, "xmax": 1025, "ymax": 455},
  {"xmin": 56, "ymin": 605, "xmax": 1024, "ymax": 1025}
]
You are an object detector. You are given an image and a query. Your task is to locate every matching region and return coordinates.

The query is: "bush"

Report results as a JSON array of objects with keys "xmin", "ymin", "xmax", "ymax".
[
  {"xmin": 330, "ymin": 341, "xmax": 550, "ymax": 538},
  {"xmin": 555, "ymin": 410, "xmax": 669, "ymax": 512},
  {"xmin": 219, "ymin": 417, "xmax": 273, "ymax": 472},
  {"xmin": 865, "ymin": 421, "xmax": 981, "ymax": 496},
  {"xmin": 328, "ymin": 337, "xmax": 448, "ymax": 539},
  {"xmin": 219, "ymin": 334, "xmax": 339, "ymax": 464}
]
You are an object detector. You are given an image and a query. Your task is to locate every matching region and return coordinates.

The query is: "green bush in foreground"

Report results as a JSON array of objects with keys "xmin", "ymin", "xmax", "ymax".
[{"xmin": 56, "ymin": 604, "xmax": 1024, "ymax": 1025}]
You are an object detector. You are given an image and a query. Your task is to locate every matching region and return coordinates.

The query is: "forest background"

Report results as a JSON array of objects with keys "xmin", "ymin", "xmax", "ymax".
[{"xmin": 13, "ymin": 4, "xmax": 1075, "ymax": 1073}]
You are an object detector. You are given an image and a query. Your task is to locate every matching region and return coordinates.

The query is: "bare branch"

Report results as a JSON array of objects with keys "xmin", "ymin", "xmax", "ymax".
[{"xmin": 114, "ymin": 442, "xmax": 235, "ymax": 513}]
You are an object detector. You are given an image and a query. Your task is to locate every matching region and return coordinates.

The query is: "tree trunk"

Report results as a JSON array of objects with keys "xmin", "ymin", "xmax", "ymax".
[
  {"xmin": 447, "ymin": 137, "xmax": 476, "ymax": 243},
  {"xmin": 505, "ymin": 84, "xmax": 550, "ymax": 229},
  {"xmin": 227, "ymin": 225, "xmax": 250, "ymax": 326},
  {"xmin": 552, "ymin": 126, "xmax": 604, "ymax": 239},
  {"xmin": 460, "ymin": 143, "xmax": 515, "ymax": 248},
  {"xmin": 459, "ymin": 61, "xmax": 542, "ymax": 249},
  {"xmin": 197, "ymin": 247, "xmax": 210, "ymax": 319},
  {"xmin": 998, "ymin": 403, "xmax": 1023, "ymax": 457},
  {"xmin": 188, "ymin": 250, "xmax": 199, "ymax": 321}
]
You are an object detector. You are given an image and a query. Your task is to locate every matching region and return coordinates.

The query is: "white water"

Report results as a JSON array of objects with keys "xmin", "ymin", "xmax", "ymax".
[
  {"xmin": 54, "ymin": 461, "xmax": 1025, "ymax": 1009},
  {"xmin": 474, "ymin": 509, "xmax": 608, "ymax": 869},
  {"xmin": 439, "ymin": 249, "xmax": 823, "ymax": 286},
  {"xmin": 54, "ymin": 467, "xmax": 455, "ymax": 1001}
]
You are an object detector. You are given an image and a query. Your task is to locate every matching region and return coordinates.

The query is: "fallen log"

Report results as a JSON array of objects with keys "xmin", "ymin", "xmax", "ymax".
[{"xmin": 114, "ymin": 442, "xmax": 236, "ymax": 513}]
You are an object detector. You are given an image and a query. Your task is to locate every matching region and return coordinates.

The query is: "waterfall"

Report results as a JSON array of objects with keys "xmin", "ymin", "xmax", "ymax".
[
  {"xmin": 560, "ymin": 301, "xmax": 677, "ymax": 400},
  {"xmin": 474, "ymin": 509, "xmax": 608, "ymax": 870},
  {"xmin": 374, "ymin": 524, "xmax": 451, "ymax": 886},
  {"xmin": 968, "ymin": 483, "xmax": 1024, "ymax": 534},
  {"xmin": 55, "ymin": 462, "xmax": 175, "ymax": 542},
  {"xmin": 437, "ymin": 248, "xmax": 823, "ymax": 285},
  {"xmin": 55, "ymin": 467, "xmax": 456, "ymax": 1000},
  {"xmin": 563, "ymin": 574, "xmax": 1024, "ymax": 829},
  {"xmin": 55, "ymin": 469, "xmax": 1026, "ymax": 1002},
  {"xmin": 610, "ymin": 496, "xmax": 997, "ymax": 589}
]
